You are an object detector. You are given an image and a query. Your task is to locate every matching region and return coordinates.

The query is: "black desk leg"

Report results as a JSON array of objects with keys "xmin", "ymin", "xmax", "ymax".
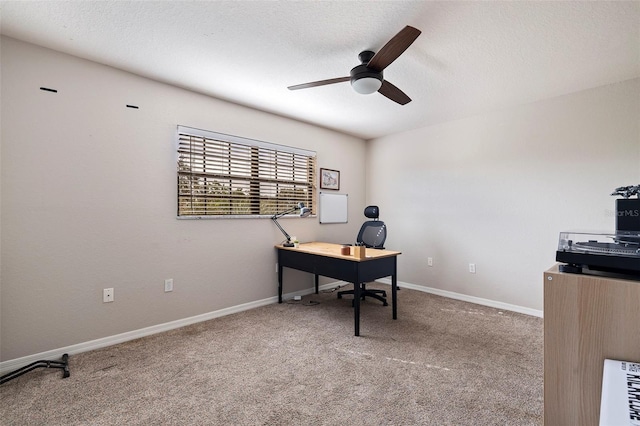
[
  {"xmin": 354, "ymin": 273, "xmax": 361, "ymax": 337},
  {"xmin": 392, "ymin": 257, "xmax": 398, "ymax": 319},
  {"xmin": 278, "ymin": 262, "xmax": 283, "ymax": 304},
  {"xmin": 315, "ymin": 275, "xmax": 319, "ymax": 294},
  {"xmin": 392, "ymin": 272, "xmax": 398, "ymax": 320}
]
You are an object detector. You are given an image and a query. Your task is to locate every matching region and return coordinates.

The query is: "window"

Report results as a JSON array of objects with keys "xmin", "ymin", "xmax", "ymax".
[{"xmin": 177, "ymin": 126, "xmax": 316, "ymax": 218}]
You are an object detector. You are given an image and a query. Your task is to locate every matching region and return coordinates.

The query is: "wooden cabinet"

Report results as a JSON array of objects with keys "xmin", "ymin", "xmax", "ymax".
[{"xmin": 544, "ymin": 264, "xmax": 640, "ymax": 426}]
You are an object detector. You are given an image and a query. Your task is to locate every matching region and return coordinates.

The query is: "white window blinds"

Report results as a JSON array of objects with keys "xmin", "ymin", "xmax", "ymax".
[{"xmin": 177, "ymin": 126, "xmax": 316, "ymax": 217}]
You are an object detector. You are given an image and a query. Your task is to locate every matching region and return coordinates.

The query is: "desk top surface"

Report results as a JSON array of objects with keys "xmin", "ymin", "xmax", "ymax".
[{"xmin": 275, "ymin": 241, "xmax": 401, "ymax": 261}]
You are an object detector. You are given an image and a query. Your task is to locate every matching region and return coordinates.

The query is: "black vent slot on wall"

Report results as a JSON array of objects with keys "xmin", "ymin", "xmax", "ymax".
[
  {"xmin": 40, "ymin": 87, "xmax": 57, "ymax": 93},
  {"xmin": 126, "ymin": 105, "xmax": 139, "ymax": 109}
]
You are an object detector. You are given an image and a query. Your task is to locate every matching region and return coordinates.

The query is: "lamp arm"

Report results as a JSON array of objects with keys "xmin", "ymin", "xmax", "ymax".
[
  {"xmin": 271, "ymin": 216, "xmax": 292, "ymax": 243},
  {"xmin": 271, "ymin": 206, "xmax": 298, "ymax": 220}
]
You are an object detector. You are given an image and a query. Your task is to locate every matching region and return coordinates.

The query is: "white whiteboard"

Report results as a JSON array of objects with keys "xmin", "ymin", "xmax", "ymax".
[{"xmin": 319, "ymin": 192, "xmax": 348, "ymax": 224}]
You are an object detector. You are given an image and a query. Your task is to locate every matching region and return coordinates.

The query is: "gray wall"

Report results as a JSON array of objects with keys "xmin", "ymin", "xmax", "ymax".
[
  {"xmin": 366, "ymin": 78, "xmax": 640, "ymax": 311},
  {"xmin": 0, "ymin": 37, "xmax": 366, "ymax": 361}
]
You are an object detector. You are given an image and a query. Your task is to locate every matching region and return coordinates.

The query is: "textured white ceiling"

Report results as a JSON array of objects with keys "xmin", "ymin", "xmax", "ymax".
[{"xmin": 1, "ymin": 1, "xmax": 639, "ymax": 140}]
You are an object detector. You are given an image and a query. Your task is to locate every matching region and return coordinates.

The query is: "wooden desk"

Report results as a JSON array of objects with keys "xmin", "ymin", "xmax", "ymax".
[
  {"xmin": 276, "ymin": 242, "xmax": 402, "ymax": 336},
  {"xmin": 544, "ymin": 264, "xmax": 640, "ymax": 426}
]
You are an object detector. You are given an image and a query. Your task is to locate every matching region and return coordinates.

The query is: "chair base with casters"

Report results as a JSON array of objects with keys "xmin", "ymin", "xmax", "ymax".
[{"xmin": 338, "ymin": 282, "xmax": 388, "ymax": 306}]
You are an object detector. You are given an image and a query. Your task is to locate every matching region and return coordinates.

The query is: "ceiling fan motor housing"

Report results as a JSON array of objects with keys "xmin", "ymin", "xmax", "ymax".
[{"xmin": 350, "ymin": 50, "xmax": 383, "ymax": 94}]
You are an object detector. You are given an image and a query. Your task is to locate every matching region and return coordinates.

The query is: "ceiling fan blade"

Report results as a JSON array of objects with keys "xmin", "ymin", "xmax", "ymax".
[
  {"xmin": 367, "ymin": 26, "xmax": 421, "ymax": 72},
  {"xmin": 378, "ymin": 80, "xmax": 412, "ymax": 105},
  {"xmin": 288, "ymin": 77, "xmax": 350, "ymax": 90}
]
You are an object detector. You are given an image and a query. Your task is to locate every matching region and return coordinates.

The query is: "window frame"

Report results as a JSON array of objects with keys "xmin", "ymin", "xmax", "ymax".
[{"xmin": 177, "ymin": 125, "xmax": 317, "ymax": 219}]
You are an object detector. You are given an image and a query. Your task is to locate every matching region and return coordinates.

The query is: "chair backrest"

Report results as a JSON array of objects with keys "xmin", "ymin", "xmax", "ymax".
[{"xmin": 356, "ymin": 206, "xmax": 386, "ymax": 248}]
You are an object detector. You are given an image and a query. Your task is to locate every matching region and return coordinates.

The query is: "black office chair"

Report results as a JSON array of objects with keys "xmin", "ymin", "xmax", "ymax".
[{"xmin": 338, "ymin": 205, "xmax": 388, "ymax": 306}]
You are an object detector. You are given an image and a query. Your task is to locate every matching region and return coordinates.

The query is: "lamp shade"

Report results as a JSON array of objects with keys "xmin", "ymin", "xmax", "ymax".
[{"xmin": 300, "ymin": 206, "xmax": 311, "ymax": 217}]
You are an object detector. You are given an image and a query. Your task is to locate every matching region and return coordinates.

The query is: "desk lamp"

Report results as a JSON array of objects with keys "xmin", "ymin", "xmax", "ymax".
[{"xmin": 271, "ymin": 202, "xmax": 311, "ymax": 247}]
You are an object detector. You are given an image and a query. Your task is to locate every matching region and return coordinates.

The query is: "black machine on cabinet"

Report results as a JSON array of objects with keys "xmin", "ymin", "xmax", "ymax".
[{"xmin": 556, "ymin": 184, "xmax": 640, "ymax": 276}]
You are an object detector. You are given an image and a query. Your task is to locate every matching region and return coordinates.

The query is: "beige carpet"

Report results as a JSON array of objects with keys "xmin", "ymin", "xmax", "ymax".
[{"xmin": 0, "ymin": 285, "xmax": 543, "ymax": 425}]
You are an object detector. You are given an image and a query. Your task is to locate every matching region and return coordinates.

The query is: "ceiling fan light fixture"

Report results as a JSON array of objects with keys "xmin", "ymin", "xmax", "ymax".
[
  {"xmin": 287, "ymin": 26, "xmax": 421, "ymax": 104},
  {"xmin": 351, "ymin": 76, "xmax": 382, "ymax": 94}
]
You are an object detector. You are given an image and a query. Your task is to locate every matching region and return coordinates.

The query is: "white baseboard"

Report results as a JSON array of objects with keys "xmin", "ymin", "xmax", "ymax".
[
  {"xmin": 0, "ymin": 281, "xmax": 540, "ymax": 374},
  {"xmin": 375, "ymin": 278, "xmax": 543, "ymax": 318}
]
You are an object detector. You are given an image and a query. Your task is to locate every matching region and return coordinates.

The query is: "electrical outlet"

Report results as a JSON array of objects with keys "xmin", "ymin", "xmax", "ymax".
[
  {"xmin": 103, "ymin": 288, "xmax": 114, "ymax": 303},
  {"xmin": 469, "ymin": 263, "xmax": 476, "ymax": 274},
  {"xmin": 428, "ymin": 257, "xmax": 433, "ymax": 267},
  {"xmin": 164, "ymin": 278, "xmax": 173, "ymax": 292}
]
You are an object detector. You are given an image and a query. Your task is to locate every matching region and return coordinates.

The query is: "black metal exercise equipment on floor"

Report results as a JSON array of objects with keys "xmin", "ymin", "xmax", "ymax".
[{"xmin": 0, "ymin": 354, "xmax": 69, "ymax": 384}]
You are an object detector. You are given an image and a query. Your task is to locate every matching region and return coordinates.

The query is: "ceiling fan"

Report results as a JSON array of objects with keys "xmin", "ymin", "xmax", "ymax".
[{"xmin": 287, "ymin": 25, "xmax": 421, "ymax": 105}]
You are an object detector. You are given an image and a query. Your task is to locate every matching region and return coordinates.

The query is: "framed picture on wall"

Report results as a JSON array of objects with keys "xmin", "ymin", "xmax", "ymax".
[{"xmin": 320, "ymin": 168, "xmax": 340, "ymax": 190}]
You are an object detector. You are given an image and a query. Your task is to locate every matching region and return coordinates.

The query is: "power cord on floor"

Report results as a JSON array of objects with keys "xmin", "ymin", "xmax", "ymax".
[
  {"xmin": 321, "ymin": 284, "xmax": 348, "ymax": 293},
  {"xmin": 284, "ymin": 299, "xmax": 320, "ymax": 306}
]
